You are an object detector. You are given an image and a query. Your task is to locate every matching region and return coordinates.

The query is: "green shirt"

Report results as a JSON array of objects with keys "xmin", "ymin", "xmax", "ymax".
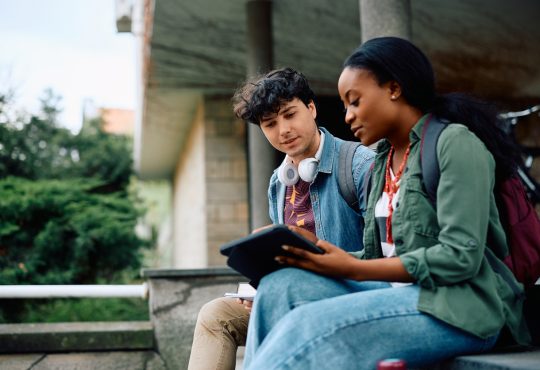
[{"xmin": 360, "ymin": 114, "xmax": 529, "ymax": 343}]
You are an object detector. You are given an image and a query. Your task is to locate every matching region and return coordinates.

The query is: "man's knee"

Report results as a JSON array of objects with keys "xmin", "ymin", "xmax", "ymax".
[{"xmin": 196, "ymin": 297, "xmax": 248, "ymax": 333}]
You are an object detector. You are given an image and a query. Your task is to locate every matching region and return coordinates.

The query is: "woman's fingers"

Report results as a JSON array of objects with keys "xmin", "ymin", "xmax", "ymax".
[
  {"xmin": 275, "ymin": 254, "xmax": 310, "ymax": 268},
  {"xmin": 282, "ymin": 245, "xmax": 310, "ymax": 258}
]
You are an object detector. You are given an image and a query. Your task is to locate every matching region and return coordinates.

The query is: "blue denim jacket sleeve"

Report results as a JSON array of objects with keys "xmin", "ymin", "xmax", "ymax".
[
  {"xmin": 267, "ymin": 172, "xmax": 278, "ymax": 224},
  {"xmin": 352, "ymin": 145, "xmax": 376, "ymax": 217}
]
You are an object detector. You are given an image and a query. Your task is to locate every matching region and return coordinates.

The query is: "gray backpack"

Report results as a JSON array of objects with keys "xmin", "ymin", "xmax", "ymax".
[{"xmin": 337, "ymin": 141, "xmax": 362, "ymax": 213}]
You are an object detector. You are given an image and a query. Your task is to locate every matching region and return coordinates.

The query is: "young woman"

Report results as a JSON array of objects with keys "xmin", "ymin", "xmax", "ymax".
[{"xmin": 242, "ymin": 37, "xmax": 530, "ymax": 370}]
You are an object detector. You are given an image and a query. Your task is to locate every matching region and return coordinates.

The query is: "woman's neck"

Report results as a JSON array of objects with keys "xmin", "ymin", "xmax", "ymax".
[{"xmin": 387, "ymin": 107, "xmax": 423, "ymax": 171}]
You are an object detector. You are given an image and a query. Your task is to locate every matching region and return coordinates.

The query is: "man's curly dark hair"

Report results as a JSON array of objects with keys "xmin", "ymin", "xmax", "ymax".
[{"xmin": 232, "ymin": 67, "xmax": 316, "ymax": 125}]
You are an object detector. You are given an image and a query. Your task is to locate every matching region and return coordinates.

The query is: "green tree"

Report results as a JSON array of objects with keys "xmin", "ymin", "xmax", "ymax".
[
  {"xmin": 0, "ymin": 89, "xmax": 133, "ymax": 190},
  {"xmin": 0, "ymin": 177, "xmax": 145, "ymax": 285},
  {"xmin": 0, "ymin": 89, "xmax": 74, "ymax": 179},
  {"xmin": 0, "ymin": 89, "xmax": 147, "ymax": 322}
]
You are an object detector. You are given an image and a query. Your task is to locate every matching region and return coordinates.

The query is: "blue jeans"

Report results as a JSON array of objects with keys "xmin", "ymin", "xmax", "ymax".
[{"xmin": 244, "ymin": 268, "xmax": 499, "ymax": 370}]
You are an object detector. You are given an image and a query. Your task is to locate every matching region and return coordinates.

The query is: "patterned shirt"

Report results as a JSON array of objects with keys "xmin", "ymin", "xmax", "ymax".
[{"xmin": 284, "ymin": 179, "xmax": 316, "ymax": 235}]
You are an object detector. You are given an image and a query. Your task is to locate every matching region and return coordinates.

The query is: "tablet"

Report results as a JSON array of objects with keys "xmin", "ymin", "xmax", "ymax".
[{"xmin": 220, "ymin": 225, "xmax": 324, "ymax": 284}]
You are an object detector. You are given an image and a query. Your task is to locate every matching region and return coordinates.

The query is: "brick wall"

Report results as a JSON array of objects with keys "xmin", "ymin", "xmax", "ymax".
[{"xmin": 204, "ymin": 96, "xmax": 249, "ymax": 266}]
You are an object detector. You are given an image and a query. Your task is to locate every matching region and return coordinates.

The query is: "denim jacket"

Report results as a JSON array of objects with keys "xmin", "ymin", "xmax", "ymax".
[
  {"xmin": 268, "ymin": 127, "xmax": 374, "ymax": 252},
  {"xmin": 362, "ymin": 115, "xmax": 529, "ymax": 343}
]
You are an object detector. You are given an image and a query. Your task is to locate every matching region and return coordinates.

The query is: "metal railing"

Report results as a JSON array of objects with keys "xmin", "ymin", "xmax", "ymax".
[{"xmin": 0, "ymin": 283, "xmax": 149, "ymax": 299}]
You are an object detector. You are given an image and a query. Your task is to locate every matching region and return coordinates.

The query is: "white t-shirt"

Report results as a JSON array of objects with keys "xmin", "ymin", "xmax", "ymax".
[{"xmin": 374, "ymin": 170, "xmax": 411, "ymax": 287}]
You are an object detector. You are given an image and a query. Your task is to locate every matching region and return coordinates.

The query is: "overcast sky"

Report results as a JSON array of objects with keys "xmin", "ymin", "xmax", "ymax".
[{"xmin": 0, "ymin": 0, "xmax": 136, "ymax": 133}]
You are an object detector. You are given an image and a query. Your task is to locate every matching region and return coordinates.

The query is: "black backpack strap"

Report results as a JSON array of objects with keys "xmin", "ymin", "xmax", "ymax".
[
  {"xmin": 362, "ymin": 162, "xmax": 375, "ymax": 212},
  {"xmin": 420, "ymin": 115, "xmax": 448, "ymax": 206},
  {"xmin": 338, "ymin": 141, "xmax": 361, "ymax": 213}
]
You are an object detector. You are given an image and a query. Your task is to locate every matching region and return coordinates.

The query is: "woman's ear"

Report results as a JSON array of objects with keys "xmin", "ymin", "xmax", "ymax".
[{"xmin": 388, "ymin": 81, "xmax": 402, "ymax": 101}]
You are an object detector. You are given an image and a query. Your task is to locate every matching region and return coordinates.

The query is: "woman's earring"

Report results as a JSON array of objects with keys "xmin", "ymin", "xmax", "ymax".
[{"xmin": 391, "ymin": 95, "xmax": 397, "ymax": 100}]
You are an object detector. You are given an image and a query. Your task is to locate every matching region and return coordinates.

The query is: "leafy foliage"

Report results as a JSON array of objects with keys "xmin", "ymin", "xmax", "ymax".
[
  {"xmin": 0, "ymin": 177, "xmax": 146, "ymax": 285},
  {"xmin": 0, "ymin": 89, "xmax": 148, "ymax": 321},
  {"xmin": 0, "ymin": 298, "xmax": 149, "ymax": 324},
  {"xmin": 0, "ymin": 89, "xmax": 132, "ymax": 190}
]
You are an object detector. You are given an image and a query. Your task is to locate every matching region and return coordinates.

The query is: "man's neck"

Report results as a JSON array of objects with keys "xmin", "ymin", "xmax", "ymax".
[{"xmin": 290, "ymin": 130, "xmax": 322, "ymax": 164}]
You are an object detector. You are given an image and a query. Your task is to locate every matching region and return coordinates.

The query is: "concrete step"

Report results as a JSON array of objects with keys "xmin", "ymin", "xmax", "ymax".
[
  {"xmin": 433, "ymin": 348, "xmax": 540, "ymax": 370},
  {"xmin": 0, "ymin": 351, "xmax": 166, "ymax": 370},
  {"xmin": 0, "ymin": 321, "xmax": 154, "ymax": 353},
  {"xmin": 234, "ymin": 347, "xmax": 540, "ymax": 370}
]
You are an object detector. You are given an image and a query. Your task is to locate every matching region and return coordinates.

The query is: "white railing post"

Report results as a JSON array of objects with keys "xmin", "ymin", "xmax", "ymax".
[{"xmin": 0, "ymin": 283, "xmax": 149, "ymax": 299}]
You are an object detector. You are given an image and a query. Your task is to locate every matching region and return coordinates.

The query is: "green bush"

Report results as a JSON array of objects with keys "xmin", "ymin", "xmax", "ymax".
[
  {"xmin": 0, "ymin": 89, "xmax": 150, "ymax": 323},
  {"xmin": 0, "ymin": 177, "xmax": 147, "ymax": 285},
  {"xmin": 0, "ymin": 298, "xmax": 149, "ymax": 324}
]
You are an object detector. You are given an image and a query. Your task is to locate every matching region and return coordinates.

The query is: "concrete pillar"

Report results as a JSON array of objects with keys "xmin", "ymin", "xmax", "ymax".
[
  {"xmin": 246, "ymin": 0, "xmax": 276, "ymax": 229},
  {"xmin": 360, "ymin": 0, "xmax": 412, "ymax": 41}
]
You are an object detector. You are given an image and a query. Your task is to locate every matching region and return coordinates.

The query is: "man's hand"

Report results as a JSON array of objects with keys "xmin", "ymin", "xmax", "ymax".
[
  {"xmin": 251, "ymin": 224, "xmax": 274, "ymax": 234},
  {"xmin": 286, "ymin": 225, "xmax": 318, "ymax": 244},
  {"xmin": 236, "ymin": 298, "xmax": 253, "ymax": 313}
]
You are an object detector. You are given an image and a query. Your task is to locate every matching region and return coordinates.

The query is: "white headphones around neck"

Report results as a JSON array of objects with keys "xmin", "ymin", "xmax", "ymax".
[{"xmin": 277, "ymin": 131, "xmax": 325, "ymax": 186}]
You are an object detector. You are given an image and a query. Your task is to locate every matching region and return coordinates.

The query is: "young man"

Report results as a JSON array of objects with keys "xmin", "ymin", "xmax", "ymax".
[{"xmin": 187, "ymin": 67, "xmax": 374, "ymax": 370}]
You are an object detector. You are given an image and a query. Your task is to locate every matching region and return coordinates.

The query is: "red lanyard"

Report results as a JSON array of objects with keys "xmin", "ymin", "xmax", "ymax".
[{"xmin": 384, "ymin": 143, "xmax": 411, "ymax": 244}]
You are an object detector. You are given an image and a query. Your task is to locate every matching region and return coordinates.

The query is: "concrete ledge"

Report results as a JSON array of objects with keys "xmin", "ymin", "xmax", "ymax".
[
  {"xmin": 0, "ymin": 350, "xmax": 166, "ymax": 370},
  {"xmin": 141, "ymin": 266, "xmax": 241, "ymax": 278},
  {"xmin": 144, "ymin": 267, "xmax": 245, "ymax": 369},
  {"xmin": 0, "ymin": 321, "xmax": 154, "ymax": 353},
  {"xmin": 433, "ymin": 348, "xmax": 540, "ymax": 370}
]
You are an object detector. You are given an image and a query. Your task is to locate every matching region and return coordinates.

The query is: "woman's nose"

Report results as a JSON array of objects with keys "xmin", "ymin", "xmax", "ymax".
[{"xmin": 344, "ymin": 109, "xmax": 355, "ymax": 125}]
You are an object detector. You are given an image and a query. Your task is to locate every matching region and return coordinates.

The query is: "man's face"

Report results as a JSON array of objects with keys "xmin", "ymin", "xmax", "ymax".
[{"xmin": 259, "ymin": 98, "xmax": 319, "ymax": 163}]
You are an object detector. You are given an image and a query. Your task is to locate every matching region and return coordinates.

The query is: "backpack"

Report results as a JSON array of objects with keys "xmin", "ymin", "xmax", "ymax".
[
  {"xmin": 337, "ymin": 141, "xmax": 363, "ymax": 213},
  {"xmin": 420, "ymin": 116, "xmax": 540, "ymax": 289}
]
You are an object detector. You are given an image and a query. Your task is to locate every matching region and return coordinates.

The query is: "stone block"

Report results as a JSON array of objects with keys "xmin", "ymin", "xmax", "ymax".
[
  {"xmin": 206, "ymin": 181, "xmax": 247, "ymax": 201},
  {"xmin": 142, "ymin": 268, "xmax": 243, "ymax": 369},
  {"xmin": 231, "ymin": 159, "xmax": 248, "ymax": 180}
]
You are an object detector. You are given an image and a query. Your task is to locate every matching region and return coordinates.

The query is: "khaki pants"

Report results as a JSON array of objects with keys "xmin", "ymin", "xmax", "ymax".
[{"xmin": 188, "ymin": 297, "xmax": 250, "ymax": 370}]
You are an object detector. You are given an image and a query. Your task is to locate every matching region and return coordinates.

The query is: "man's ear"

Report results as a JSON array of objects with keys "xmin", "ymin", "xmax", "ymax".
[
  {"xmin": 388, "ymin": 81, "xmax": 402, "ymax": 100},
  {"xmin": 308, "ymin": 100, "xmax": 317, "ymax": 119}
]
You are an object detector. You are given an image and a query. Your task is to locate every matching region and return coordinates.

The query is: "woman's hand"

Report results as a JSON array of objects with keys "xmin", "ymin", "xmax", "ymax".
[
  {"xmin": 276, "ymin": 225, "xmax": 360, "ymax": 280},
  {"xmin": 279, "ymin": 226, "xmax": 415, "ymax": 283}
]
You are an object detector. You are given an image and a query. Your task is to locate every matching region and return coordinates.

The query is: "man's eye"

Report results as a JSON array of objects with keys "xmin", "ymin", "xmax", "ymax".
[{"xmin": 284, "ymin": 112, "xmax": 295, "ymax": 119}]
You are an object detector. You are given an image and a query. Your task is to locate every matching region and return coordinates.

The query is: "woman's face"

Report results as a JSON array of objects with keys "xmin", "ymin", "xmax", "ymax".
[{"xmin": 338, "ymin": 67, "xmax": 400, "ymax": 146}]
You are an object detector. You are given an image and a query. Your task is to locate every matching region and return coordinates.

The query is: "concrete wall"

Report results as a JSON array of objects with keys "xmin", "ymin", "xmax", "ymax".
[
  {"xmin": 204, "ymin": 95, "xmax": 249, "ymax": 266},
  {"xmin": 171, "ymin": 96, "xmax": 249, "ymax": 268},
  {"xmin": 173, "ymin": 100, "xmax": 208, "ymax": 268}
]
